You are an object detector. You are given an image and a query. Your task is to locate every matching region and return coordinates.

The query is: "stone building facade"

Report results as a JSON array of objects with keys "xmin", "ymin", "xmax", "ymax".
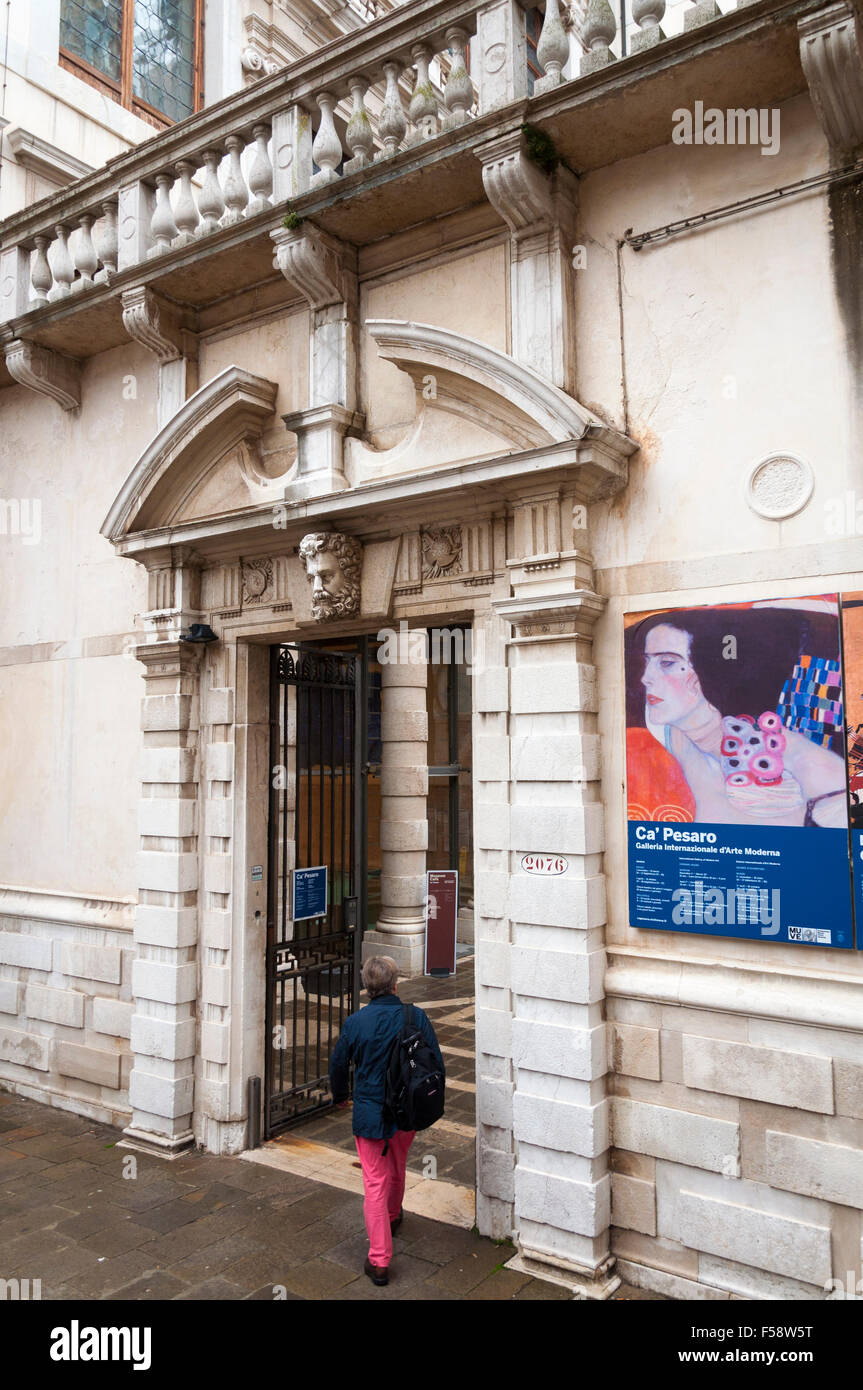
[{"xmin": 1, "ymin": 0, "xmax": 863, "ymax": 1300}]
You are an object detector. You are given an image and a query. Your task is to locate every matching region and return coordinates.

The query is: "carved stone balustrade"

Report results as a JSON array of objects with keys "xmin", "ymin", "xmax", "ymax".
[{"xmin": 0, "ymin": 0, "xmax": 827, "ymax": 404}]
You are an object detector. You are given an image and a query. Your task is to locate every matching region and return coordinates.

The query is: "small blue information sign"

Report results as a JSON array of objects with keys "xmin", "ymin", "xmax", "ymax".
[{"xmin": 292, "ymin": 865, "xmax": 328, "ymax": 921}]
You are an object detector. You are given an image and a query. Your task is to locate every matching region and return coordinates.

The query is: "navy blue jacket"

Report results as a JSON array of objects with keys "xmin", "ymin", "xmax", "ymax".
[{"xmin": 329, "ymin": 993, "xmax": 445, "ymax": 1139}]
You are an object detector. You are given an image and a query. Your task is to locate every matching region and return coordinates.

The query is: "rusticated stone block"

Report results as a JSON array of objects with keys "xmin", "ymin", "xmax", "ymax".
[
  {"xmin": 515, "ymin": 1168, "xmax": 610, "ymax": 1238},
  {"xmin": 677, "ymin": 1188, "xmax": 831, "ymax": 1285},
  {"xmin": 92, "ymin": 997, "xmax": 134, "ymax": 1039},
  {"xmin": 612, "ymin": 1172, "xmax": 657, "ymax": 1236},
  {"xmin": 0, "ymin": 1024, "xmax": 50, "ymax": 1070},
  {"xmin": 0, "ymin": 931, "xmax": 52, "ymax": 971},
  {"xmin": 612, "ymin": 1023, "xmax": 661, "ymax": 1081},
  {"xmin": 612, "ymin": 1097, "xmax": 740, "ymax": 1175},
  {"xmin": 765, "ymin": 1129, "xmax": 863, "ymax": 1209},
  {"xmin": 682, "ymin": 1035, "xmax": 833, "ymax": 1114},
  {"xmin": 25, "ymin": 984, "xmax": 85, "ymax": 1029},
  {"xmin": 55, "ymin": 942, "xmax": 122, "ymax": 985},
  {"xmin": 56, "ymin": 1040, "xmax": 122, "ymax": 1089}
]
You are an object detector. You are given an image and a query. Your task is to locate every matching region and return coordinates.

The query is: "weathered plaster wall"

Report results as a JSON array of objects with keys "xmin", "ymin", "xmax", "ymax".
[
  {"xmin": 0, "ymin": 343, "xmax": 157, "ymax": 1123},
  {"xmin": 576, "ymin": 91, "xmax": 863, "ymax": 1297},
  {"xmin": 360, "ymin": 242, "xmax": 509, "ymax": 444}
]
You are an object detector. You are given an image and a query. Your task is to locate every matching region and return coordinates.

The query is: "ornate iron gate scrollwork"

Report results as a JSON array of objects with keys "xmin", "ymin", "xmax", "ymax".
[{"xmin": 265, "ymin": 643, "xmax": 365, "ymax": 1135}]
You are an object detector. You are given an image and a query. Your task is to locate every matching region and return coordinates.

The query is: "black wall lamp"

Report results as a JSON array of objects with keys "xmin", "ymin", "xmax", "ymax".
[{"xmin": 180, "ymin": 623, "xmax": 219, "ymax": 644}]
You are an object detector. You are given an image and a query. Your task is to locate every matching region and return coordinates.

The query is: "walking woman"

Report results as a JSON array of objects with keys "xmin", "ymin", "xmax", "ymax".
[{"xmin": 329, "ymin": 955, "xmax": 445, "ymax": 1287}]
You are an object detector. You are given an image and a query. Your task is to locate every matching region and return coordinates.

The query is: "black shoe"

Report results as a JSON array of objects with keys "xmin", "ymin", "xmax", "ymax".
[
  {"xmin": 364, "ymin": 1258, "xmax": 389, "ymax": 1286},
  {"xmin": 390, "ymin": 1209, "xmax": 403, "ymax": 1236}
]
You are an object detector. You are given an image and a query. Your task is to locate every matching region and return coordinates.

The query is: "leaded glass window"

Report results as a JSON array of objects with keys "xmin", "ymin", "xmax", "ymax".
[
  {"xmin": 60, "ymin": 0, "xmax": 123, "ymax": 83},
  {"xmin": 133, "ymin": 0, "xmax": 196, "ymax": 123},
  {"xmin": 59, "ymin": 0, "xmax": 200, "ymax": 124}
]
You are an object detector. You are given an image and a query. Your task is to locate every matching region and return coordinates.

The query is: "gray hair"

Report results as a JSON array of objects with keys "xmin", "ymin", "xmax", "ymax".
[{"xmin": 362, "ymin": 956, "xmax": 399, "ymax": 999}]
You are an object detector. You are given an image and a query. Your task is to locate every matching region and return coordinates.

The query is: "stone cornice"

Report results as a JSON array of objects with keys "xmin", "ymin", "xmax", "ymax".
[
  {"xmin": 494, "ymin": 589, "xmax": 607, "ymax": 634},
  {"xmin": 4, "ymin": 127, "xmax": 94, "ymax": 186},
  {"xmin": 108, "ymin": 439, "xmax": 612, "ymax": 561},
  {"xmin": 134, "ymin": 638, "xmax": 205, "ymax": 677},
  {"xmin": 607, "ymin": 945, "xmax": 863, "ymax": 1033},
  {"xmin": 0, "ymin": 884, "xmax": 136, "ymax": 933}
]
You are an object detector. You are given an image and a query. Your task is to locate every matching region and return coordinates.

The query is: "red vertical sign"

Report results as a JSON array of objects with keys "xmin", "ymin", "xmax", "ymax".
[{"xmin": 425, "ymin": 870, "xmax": 458, "ymax": 976}]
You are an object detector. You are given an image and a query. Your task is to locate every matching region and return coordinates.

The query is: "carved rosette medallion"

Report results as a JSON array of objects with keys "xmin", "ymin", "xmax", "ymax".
[
  {"xmin": 241, "ymin": 556, "xmax": 273, "ymax": 606},
  {"xmin": 421, "ymin": 525, "xmax": 462, "ymax": 580}
]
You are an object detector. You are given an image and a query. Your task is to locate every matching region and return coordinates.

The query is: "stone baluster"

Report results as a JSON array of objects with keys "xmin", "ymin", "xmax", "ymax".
[
  {"xmin": 247, "ymin": 123, "xmax": 274, "ymax": 214},
  {"xmin": 408, "ymin": 43, "xmax": 439, "ymax": 143},
  {"xmin": 580, "ymin": 0, "xmax": 617, "ymax": 72},
  {"xmin": 149, "ymin": 173, "xmax": 179, "ymax": 257},
  {"xmin": 377, "ymin": 60, "xmax": 408, "ymax": 159},
  {"xmin": 311, "ymin": 92, "xmax": 343, "ymax": 187},
  {"xmin": 48, "ymin": 223, "xmax": 74, "ymax": 300},
  {"xmin": 345, "ymin": 76, "xmax": 375, "ymax": 172},
  {"xmin": 197, "ymin": 149, "xmax": 225, "ymax": 235},
  {"xmin": 632, "ymin": 0, "xmax": 666, "ymax": 48},
  {"xmin": 443, "ymin": 27, "xmax": 474, "ymax": 129},
  {"xmin": 173, "ymin": 160, "xmax": 200, "ymax": 245},
  {"xmin": 535, "ymin": 0, "xmax": 570, "ymax": 92},
  {"xmin": 31, "ymin": 234, "xmax": 54, "ymax": 306},
  {"xmin": 223, "ymin": 135, "xmax": 250, "ymax": 224},
  {"xmin": 95, "ymin": 199, "xmax": 119, "ymax": 280},
  {"xmin": 72, "ymin": 213, "xmax": 98, "ymax": 291}
]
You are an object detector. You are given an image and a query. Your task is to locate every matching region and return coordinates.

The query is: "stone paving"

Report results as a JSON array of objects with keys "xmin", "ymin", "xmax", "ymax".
[{"xmin": 0, "ymin": 1091, "xmax": 660, "ymax": 1301}]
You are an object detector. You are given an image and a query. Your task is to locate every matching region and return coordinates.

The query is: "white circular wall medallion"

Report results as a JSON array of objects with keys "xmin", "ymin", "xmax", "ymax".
[{"xmin": 745, "ymin": 452, "xmax": 814, "ymax": 520}]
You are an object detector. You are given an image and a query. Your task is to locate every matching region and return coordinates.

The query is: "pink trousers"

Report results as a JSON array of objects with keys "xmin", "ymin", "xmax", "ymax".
[{"xmin": 354, "ymin": 1129, "xmax": 415, "ymax": 1267}]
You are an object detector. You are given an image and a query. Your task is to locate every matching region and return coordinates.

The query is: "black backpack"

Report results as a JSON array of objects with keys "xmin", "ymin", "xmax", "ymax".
[{"xmin": 383, "ymin": 1003, "xmax": 445, "ymax": 1132}]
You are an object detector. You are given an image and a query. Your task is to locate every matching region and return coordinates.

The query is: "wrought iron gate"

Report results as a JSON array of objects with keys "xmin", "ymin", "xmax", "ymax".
[{"xmin": 265, "ymin": 643, "xmax": 366, "ymax": 1136}]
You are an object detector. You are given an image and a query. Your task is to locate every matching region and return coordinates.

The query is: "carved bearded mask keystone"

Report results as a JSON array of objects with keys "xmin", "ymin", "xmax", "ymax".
[{"xmin": 298, "ymin": 532, "xmax": 362, "ymax": 621}]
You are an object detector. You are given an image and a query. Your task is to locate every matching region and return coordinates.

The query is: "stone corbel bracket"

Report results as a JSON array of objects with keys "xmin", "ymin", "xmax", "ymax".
[
  {"xmin": 799, "ymin": 1, "xmax": 863, "ymax": 152},
  {"xmin": 270, "ymin": 224, "xmax": 358, "ymax": 311},
  {"xmin": 476, "ymin": 129, "xmax": 578, "ymax": 239},
  {"xmin": 121, "ymin": 285, "xmax": 184, "ymax": 363},
  {"xmin": 4, "ymin": 336, "xmax": 81, "ymax": 411}
]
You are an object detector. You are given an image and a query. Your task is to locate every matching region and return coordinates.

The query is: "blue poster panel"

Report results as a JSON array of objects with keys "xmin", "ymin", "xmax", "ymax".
[
  {"xmin": 292, "ymin": 865, "xmax": 327, "ymax": 921},
  {"xmin": 841, "ymin": 594, "xmax": 863, "ymax": 940},
  {"xmin": 625, "ymin": 595, "xmax": 855, "ymax": 949}
]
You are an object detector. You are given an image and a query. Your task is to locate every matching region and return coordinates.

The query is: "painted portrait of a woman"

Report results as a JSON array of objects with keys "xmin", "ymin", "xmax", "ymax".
[{"xmin": 625, "ymin": 598, "xmax": 848, "ymax": 830}]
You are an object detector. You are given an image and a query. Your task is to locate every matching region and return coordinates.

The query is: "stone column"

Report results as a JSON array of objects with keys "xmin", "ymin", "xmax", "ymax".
[
  {"xmin": 362, "ymin": 636, "xmax": 428, "ymax": 977},
  {"xmin": 490, "ymin": 492, "xmax": 617, "ymax": 1298},
  {"xmin": 122, "ymin": 636, "xmax": 202, "ymax": 1157}
]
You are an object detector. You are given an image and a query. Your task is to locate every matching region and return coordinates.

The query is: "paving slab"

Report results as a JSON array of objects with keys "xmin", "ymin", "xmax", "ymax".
[{"xmin": 0, "ymin": 1091, "xmax": 663, "ymax": 1301}]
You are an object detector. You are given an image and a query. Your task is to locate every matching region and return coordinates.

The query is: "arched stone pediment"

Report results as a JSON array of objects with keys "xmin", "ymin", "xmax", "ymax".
[
  {"xmin": 103, "ymin": 325, "xmax": 634, "ymax": 554},
  {"xmin": 101, "ymin": 366, "xmax": 279, "ymax": 541},
  {"xmin": 355, "ymin": 318, "xmax": 605, "ymax": 450}
]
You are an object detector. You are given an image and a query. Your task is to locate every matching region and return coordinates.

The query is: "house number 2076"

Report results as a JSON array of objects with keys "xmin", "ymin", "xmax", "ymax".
[{"xmin": 521, "ymin": 855, "xmax": 568, "ymax": 875}]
